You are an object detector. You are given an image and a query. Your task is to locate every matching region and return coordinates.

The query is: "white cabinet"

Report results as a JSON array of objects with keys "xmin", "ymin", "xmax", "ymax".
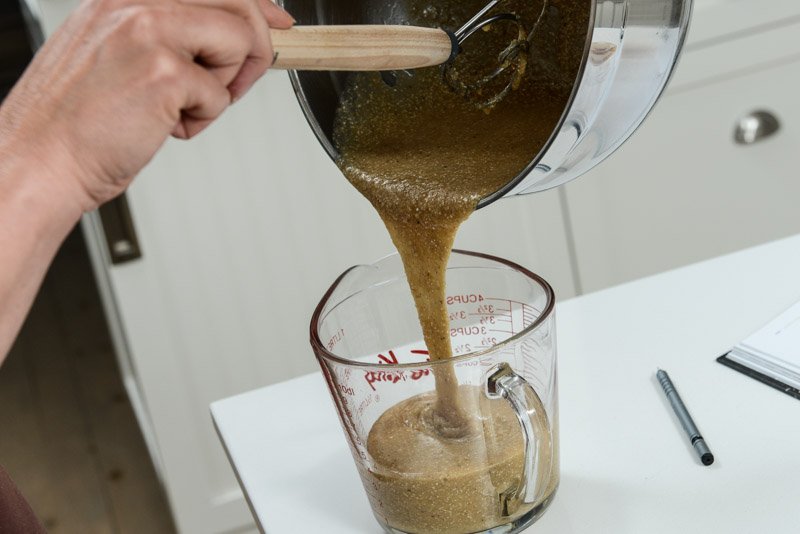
[{"xmin": 563, "ymin": 18, "xmax": 800, "ymax": 293}]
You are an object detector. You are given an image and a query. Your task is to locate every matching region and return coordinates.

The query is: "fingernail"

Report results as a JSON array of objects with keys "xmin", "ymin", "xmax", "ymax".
[{"xmin": 274, "ymin": 2, "xmax": 296, "ymax": 23}]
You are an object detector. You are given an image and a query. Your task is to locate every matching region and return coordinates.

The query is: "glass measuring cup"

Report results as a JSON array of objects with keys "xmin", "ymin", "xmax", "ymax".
[{"xmin": 310, "ymin": 250, "xmax": 558, "ymax": 534}]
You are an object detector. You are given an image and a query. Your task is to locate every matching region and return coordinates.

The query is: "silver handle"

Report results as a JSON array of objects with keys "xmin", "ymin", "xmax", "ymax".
[
  {"xmin": 485, "ymin": 362, "xmax": 551, "ymax": 516},
  {"xmin": 734, "ymin": 110, "xmax": 780, "ymax": 145}
]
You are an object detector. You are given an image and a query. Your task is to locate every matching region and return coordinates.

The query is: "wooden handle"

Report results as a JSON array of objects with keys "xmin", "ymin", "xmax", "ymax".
[{"xmin": 270, "ymin": 25, "xmax": 455, "ymax": 71}]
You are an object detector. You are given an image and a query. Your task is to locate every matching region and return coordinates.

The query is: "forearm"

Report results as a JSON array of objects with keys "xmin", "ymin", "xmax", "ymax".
[
  {"xmin": 0, "ymin": 0, "xmax": 294, "ymax": 363},
  {"xmin": 0, "ymin": 146, "xmax": 84, "ymax": 361}
]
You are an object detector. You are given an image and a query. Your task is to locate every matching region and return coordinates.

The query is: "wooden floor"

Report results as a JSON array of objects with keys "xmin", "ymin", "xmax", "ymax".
[{"xmin": 0, "ymin": 230, "xmax": 176, "ymax": 534}]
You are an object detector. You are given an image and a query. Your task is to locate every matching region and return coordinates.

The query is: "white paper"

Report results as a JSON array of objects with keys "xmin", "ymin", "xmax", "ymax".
[{"xmin": 728, "ymin": 301, "xmax": 800, "ymax": 389}]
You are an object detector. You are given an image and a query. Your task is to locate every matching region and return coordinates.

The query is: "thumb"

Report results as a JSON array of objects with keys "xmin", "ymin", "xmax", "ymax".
[{"xmin": 260, "ymin": 0, "xmax": 294, "ymax": 29}]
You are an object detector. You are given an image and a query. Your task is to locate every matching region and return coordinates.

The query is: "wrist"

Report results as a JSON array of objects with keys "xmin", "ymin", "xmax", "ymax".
[
  {"xmin": 0, "ymin": 140, "xmax": 86, "ymax": 240},
  {"xmin": 2, "ymin": 121, "xmax": 97, "ymax": 202},
  {"xmin": 0, "ymin": 134, "xmax": 86, "ymax": 361}
]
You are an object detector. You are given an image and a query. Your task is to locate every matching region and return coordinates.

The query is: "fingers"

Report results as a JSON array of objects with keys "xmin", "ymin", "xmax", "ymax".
[
  {"xmin": 170, "ymin": 62, "xmax": 233, "ymax": 139},
  {"xmin": 123, "ymin": 0, "xmax": 297, "ymax": 138},
  {"xmin": 135, "ymin": 8, "xmax": 242, "ymax": 138},
  {"xmin": 126, "ymin": 1, "xmax": 282, "ymax": 139},
  {"xmin": 178, "ymin": 0, "xmax": 284, "ymax": 100},
  {"xmin": 260, "ymin": 0, "xmax": 295, "ymax": 29},
  {"xmin": 166, "ymin": 4, "xmax": 257, "ymax": 91},
  {"xmin": 227, "ymin": 56, "xmax": 267, "ymax": 102}
]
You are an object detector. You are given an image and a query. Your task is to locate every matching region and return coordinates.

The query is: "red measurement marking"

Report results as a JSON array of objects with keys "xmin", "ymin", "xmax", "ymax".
[
  {"xmin": 364, "ymin": 348, "xmax": 432, "ymax": 391},
  {"xmin": 476, "ymin": 304, "xmax": 495, "ymax": 314},
  {"xmin": 410, "ymin": 350, "xmax": 431, "ymax": 378},
  {"xmin": 450, "ymin": 325, "xmax": 487, "ymax": 337},
  {"xmin": 410, "ymin": 368, "xmax": 431, "ymax": 380},
  {"xmin": 364, "ymin": 369, "xmax": 404, "ymax": 391},
  {"xmin": 376, "ymin": 350, "xmax": 399, "ymax": 365},
  {"xmin": 485, "ymin": 297, "xmax": 542, "ymax": 314},
  {"xmin": 363, "ymin": 368, "xmax": 431, "ymax": 391},
  {"xmin": 446, "ymin": 294, "xmax": 485, "ymax": 305},
  {"xmin": 327, "ymin": 328, "xmax": 345, "ymax": 351}
]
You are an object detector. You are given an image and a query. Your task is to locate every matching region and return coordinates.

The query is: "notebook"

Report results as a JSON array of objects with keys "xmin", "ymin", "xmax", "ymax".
[{"xmin": 717, "ymin": 301, "xmax": 800, "ymax": 400}]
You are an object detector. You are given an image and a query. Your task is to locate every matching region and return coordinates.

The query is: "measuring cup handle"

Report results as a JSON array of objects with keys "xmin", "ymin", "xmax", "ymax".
[{"xmin": 485, "ymin": 362, "xmax": 551, "ymax": 515}]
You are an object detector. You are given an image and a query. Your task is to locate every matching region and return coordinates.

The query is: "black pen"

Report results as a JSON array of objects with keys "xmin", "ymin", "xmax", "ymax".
[{"xmin": 656, "ymin": 369, "xmax": 714, "ymax": 466}]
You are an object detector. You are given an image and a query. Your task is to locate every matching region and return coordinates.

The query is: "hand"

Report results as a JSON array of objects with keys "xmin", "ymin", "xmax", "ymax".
[{"xmin": 0, "ymin": 0, "xmax": 293, "ymax": 211}]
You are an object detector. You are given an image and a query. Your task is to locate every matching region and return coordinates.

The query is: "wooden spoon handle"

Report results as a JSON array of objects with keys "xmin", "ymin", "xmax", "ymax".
[{"xmin": 270, "ymin": 25, "xmax": 456, "ymax": 71}]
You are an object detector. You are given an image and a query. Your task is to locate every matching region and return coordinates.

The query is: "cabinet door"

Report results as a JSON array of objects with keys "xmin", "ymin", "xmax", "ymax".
[
  {"xmin": 686, "ymin": 0, "xmax": 800, "ymax": 48},
  {"xmin": 564, "ymin": 52, "xmax": 800, "ymax": 293}
]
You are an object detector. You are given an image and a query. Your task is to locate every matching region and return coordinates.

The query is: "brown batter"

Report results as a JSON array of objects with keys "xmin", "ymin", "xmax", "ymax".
[
  {"xmin": 332, "ymin": 0, "xmax": 587, "ymax": 531},
  {"xmin": 361, "ymin": 386, "xmax": 555, "ymax": 534}
]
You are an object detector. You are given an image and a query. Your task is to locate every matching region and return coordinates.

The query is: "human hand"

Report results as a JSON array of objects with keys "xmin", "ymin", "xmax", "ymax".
[{"xmin": 0, "ymin": 0, "xmax": 293, "ymax": 211}]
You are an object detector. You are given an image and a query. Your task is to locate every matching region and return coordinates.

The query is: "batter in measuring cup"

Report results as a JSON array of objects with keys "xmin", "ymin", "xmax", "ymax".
[
  {"xmin": 333, "ymin": 0, "xmax": 587, "ymax": 531},
  {"xmin": 362, "ymin": 386, "xmax": 556, "ymax": 533}
]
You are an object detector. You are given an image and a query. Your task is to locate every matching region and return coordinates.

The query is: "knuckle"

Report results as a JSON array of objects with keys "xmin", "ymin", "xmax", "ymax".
[
  {"xmin": 117, "ymin": 5, "xmax": 162, "ymax": 43},
  {"xmin": 184, "ymin": 125, "xmax": 206, "ymax": 140},
  {"xmin": 148, "ymin": 50, "xmax": 184, "ymax": 86},
  {"xmin": 232, "ymin": 1, "xmax": 266, "ymax": 41},
  {"xmin": 206, "ymin": 83, "xmax": 232, "ymax": 113},
  {"xmin": 229, "ymin": 0, "xmax": 258, "ymax": 20},
  {"xmin": 236, "ymin": 29, "xmax": 258, "ymax": 59},
  {"xmin": 204, "ymin": 84, "xmax": 231, "ymax": 114}
]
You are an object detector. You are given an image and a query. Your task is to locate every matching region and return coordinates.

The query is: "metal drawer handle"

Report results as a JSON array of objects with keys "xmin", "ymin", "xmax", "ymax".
[
  {"xmin": 734, "ymin": 110, "xmax": 780, "ymax": 145},
  {"xmin": 98, "ymin": 194, "xmax": 142, "ymax": 264}
]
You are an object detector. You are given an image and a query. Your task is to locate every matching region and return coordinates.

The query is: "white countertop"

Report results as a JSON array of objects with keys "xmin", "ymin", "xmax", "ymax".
[{"xmin": 211, "ymin": 234, "xmax": 800, "ymax": 534}]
